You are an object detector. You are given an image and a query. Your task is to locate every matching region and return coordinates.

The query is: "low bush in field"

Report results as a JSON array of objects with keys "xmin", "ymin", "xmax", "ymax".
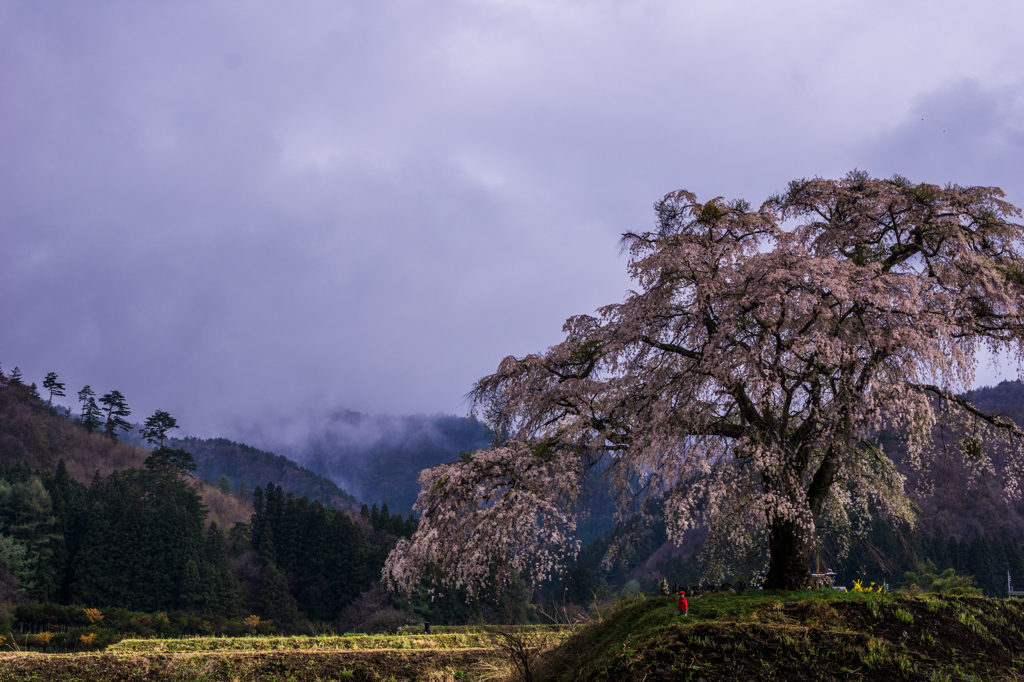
[
  {"xmin": 15, "ymin": 603, "xmax": 275, "ymax": 639},
  {"xmin": 12, "ymin": 603, "xmax": 278, "ymax": 652}
]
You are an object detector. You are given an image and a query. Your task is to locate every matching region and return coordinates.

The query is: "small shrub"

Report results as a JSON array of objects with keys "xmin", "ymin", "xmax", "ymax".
[
  {"xmin": 904, "ymin": 563, "xmax": 982, "ymax": 596},
  {"xmin": 33, "ymin": 631, "xmax": 54, "ymax": 650},
  {"xmin": 244, "ymin": 615, "xmax": 260, "ymax": 634},
  {"xmin": 363, "ymin": 608, "xmax": 417, "ymax": 634},
  {"xmin": 852, "ymin": 580, "xmax": 884, "ymax": 593},
  {"xmin": 957, "ymin": 611, "xmax": 990, "ymax": 638},
  {"xmin": 895, "ymin": 654, "xmax": 917, "ymax": 678},
  {"xmin": 488, "ymin": 628, "xmax": 547, "ymax": 682},
  {"xmin": 222, "ymin": 618, "xmax": 245, "ymax": 636},
  {"xmin": 620, "ymin": 580, "xmax": 641, "ymax": 598},
  {"xmin": 892, "ymin": 608, "xmax": 913, "ymax": 624},
  {"xmin": 860, "ymin": 638, "xmax": 891, "ymax": 667}
]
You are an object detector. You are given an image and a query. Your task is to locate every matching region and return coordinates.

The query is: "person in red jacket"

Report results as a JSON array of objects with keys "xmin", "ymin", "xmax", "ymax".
[{"xmin": 677, "ymin": 590, "xmax": 688, "ymax": 617}]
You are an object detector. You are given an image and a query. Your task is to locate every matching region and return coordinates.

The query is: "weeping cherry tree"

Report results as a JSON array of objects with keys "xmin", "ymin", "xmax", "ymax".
[{"xmin": 385, "ymin": 172, "xmax": 1024, "ymax": 592}]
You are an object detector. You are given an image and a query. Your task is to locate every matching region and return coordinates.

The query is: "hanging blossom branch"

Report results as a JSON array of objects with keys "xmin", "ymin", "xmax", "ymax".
[
  {"xmin": 912, "ymin": 383, "xmax": 1024, "ymax": 436},
  {"xmin": 383, "ymin": 441, "xmax": 584, "ymax": 595}
]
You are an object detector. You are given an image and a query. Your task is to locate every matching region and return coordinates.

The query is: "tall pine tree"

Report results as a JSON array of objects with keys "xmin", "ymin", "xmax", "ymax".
[{"xmin": 98, "ymin": 390, "xmax": 131, "ymax": 441}]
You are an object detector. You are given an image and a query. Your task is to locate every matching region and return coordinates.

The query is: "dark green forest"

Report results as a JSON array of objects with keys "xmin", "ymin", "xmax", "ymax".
[
  {"xmin": 0, "ymin": 450, "xmax": 400, "ymax": 633},
  {"xmin": 0, "ymin": 367, "xmax": 409, "ymax": 637}
]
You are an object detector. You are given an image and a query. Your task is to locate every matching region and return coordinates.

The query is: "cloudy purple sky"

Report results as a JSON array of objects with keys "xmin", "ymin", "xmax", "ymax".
[{"xmin": 2, "ymin": 1, "xmax": 1022, "ymax": 439}]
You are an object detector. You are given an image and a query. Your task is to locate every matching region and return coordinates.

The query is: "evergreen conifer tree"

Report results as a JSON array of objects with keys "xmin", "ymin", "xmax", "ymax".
[
  {"xmin": 204, "ymin": 523, "xmax": 242, "ymax": 615},
  {"xmin": 249, "ymin": 486, "xmax": 266, "ymax": 553},
  {"xmin": 84, "ymin": 397, "xmax": 102, "ymax": 433},
  {"xmin": 255, "ymin": 524, "xmax": 297, "ymax": 630},
  {"xmin": 70, "ymin": 472, "xmax": 116, "ymax": 607},
  {"xmin": 44, "ymin": 460, "xmax": 87, "ymax": 604},
  {"xmin": 143, "ymin": 447, "xmax": 197, "ymax": 475},
  {"xmin": 98, "ymin": 390, "xmax": 131, "ymax": 441},
  {"xmin": 0, "ymin": 476, "xmax": 61, "ymax": 601},
  {"xmin": 140, "ymin": 410, "xmax": 178, "ymax": 448},
  {"xmin": 76, "ymin": 386, "xmax": 103, "ymax": 433},
  {"xmin": 264, "ymin": 483, "xmax": 285, "ymax": 553},
  {"xmin": 42, "ymin": 372, "xmax": 65, "ymax": 411},
  {"xmin": 180, "ymin": 555, "xmax": 207, "ymax": 612}
]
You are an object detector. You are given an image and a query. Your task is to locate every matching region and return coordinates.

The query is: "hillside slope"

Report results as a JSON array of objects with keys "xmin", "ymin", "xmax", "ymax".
[
  {"xmin": 0, "ymin": 381, "xmax": 250, "ymax": 530},
  {"xmin": 539, "ymin": 591, "xmax": 1024, "ymax": 681},
  {"xmin": 169, "ymin": 436, "xmax": 358, "ymax": 510}
]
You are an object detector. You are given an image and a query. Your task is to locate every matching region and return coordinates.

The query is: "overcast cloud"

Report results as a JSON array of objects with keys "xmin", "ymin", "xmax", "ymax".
[{"xmin": 1, "ymin": 0, "xmax": 1022, "ymax": 438}]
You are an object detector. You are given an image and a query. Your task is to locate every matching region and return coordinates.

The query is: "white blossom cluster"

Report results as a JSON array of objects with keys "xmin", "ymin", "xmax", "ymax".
[{"xmin": 385, "ymin": 173, "xmax": 1024, "ymax": 593}]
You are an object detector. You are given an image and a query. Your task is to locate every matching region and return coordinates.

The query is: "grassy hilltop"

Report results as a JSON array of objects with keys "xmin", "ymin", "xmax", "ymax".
[{"xmin": 539, "ymin": 590, "xmax": 1024, "ymax": 682}]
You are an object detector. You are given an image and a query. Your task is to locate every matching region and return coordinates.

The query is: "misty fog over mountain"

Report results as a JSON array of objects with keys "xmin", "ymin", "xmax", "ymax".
[{"xmin": 231, "ymin": 410, "xmax": 492, "ymax": 514}]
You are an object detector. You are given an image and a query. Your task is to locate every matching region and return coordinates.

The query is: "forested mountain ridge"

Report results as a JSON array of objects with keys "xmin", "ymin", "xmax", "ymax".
[
  {"xmin": 965, "ymin": 379, "xmax": 1024, "ymax": 431},
  {"xmin": 0, "ymin": 375, "xmax": 245, "ymax": 614},
  {"xmin": 169, "ymin": 436, "xmax": 358, "ymax": 511},
  {"xmin": 0, "ymin": 361, "xmax": 360, "ymax": 514}
]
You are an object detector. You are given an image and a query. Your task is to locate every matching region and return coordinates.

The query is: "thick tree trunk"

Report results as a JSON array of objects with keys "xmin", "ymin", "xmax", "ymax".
[{"xmin": 762, "ymin": 518, "xmax": 812, "ymax": 590}]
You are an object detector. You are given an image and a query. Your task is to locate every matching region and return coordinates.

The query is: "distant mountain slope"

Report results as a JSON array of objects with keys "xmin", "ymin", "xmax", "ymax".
[
  {"xmin": 249, "ymin": 411, "xmax": 493, "ymax": 514},
  {"xmin": 169, "ymin": 436, "xmax": 358, "ymax": 510},
  {"xmin": 895, "ymin": 379, "xmax": 1024, "ymax": 540},
  {"xmin": 964, "ymin": 379, "xmax": 1024, "ymax": 427}
]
